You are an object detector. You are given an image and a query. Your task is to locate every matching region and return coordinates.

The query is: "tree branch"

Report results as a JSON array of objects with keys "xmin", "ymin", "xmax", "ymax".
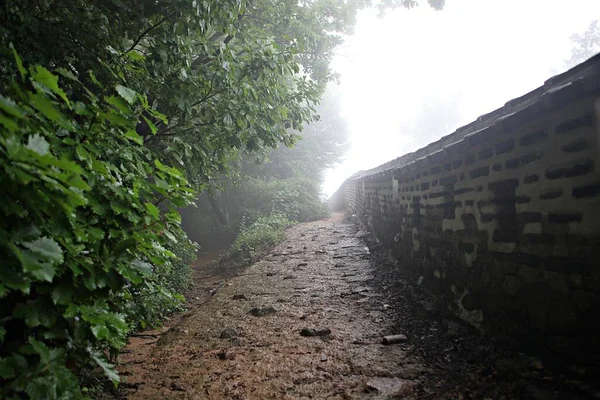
[{"xmin": 125, "ymin": 15, "xmax": 169, "ymax": 53}]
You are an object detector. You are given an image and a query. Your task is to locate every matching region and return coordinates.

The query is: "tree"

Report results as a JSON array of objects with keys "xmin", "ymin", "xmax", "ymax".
[
  {"xmin": 244, "ymin": 87, "xmax": 350, "ymax": 182},
  {"xmin": 566, "ymin": 20, "xmax": 600, "ymax": 68}
]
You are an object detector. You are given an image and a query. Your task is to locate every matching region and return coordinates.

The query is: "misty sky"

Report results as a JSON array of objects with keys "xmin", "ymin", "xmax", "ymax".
[{"xmin": 322, "ymin": 0, "xmax": 600, "ymax": 197}]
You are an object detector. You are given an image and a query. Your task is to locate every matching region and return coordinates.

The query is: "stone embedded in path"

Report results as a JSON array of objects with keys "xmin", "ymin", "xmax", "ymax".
[
  {"xmin": 382, "ymin": 334, "xmax": 408, "ymax": 345},
  {"xmin": 355, "ymin": 230, "xmax": 368, "ymax": 238},
  {"xmin": 366, "ymin": 377, "xmax": 415, "ymax": 398},
  {"xmin": 248, "ymin": 307, "xmax": 276, "ymax": 317},
  {"xmin": 300, "ymin": 328, "xmax": 332, "ymax": 337},
  {"xmin": 232, "ymin": 294, "xmax": 248, "ymax": 300},
  {"xmin": 220, "ymin": 328, "xmax": 238, "ymax": 339}
]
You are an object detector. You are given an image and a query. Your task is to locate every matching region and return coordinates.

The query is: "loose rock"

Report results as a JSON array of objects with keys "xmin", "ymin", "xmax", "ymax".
[
  {"xmin": 366, "ymin": 377, "xmax": 415, "ymax": 398},
  {"xmin": 249, "ymin": 307, "xmax": 276, "ymax": 317},
  {"xmin": 232, "ymin": 294, "xmax": 247, "ymax": 300},
  {"xmin": 219, "ymin": 328, "xmax": 237, "ymax": 339},
  {"xmin": 355, "ymin": 230, "xmax": 368, "ymax": 238},
  {"xmin": 382, "ymin": 334, "xmax": 408, "ymax": 345},
  {"xmin": 300, "ymin": 328, "xmax": 331, "ymax": 337}
]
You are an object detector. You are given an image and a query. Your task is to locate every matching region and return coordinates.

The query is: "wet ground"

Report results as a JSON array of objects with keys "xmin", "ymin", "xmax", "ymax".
[{"xmin": 113, "ymin": 214, "xmax": 597, "ymax": 399}]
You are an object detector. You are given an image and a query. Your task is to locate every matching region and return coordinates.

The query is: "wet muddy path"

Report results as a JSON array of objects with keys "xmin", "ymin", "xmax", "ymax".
[{"xmin": 114, "ymin": 215, "xmax": 592, "ymax": 399}]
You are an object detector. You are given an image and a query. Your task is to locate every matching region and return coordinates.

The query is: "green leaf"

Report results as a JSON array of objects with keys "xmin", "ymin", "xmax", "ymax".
[
  {"xmin": 90, "ymin": 352, "xmax": 120, "ymax": 385},
  {"xmin": 142, "ymin": 116, "xmax": 158, "ymax": 134},
  {"xmin": 55, "ymin": 67, "xmax": 78, "ymax": 81},
  {"xmin": 115, "ymin": 84, "xmax": 137, "ymax": 104},
  {"xmin": 30, "ymin": 93, "xmax": 63, "ymax": 122},
  {"xmin": 125, "ymin": 130, "xmax": 143, "ymax": 145},
  {"xmin": 0, "ymin": 95, "xmax": 26, "ymax": 118},
  {"xmin": 10, "ymin": 43, "xmax": 26, "ymax": 79},
  {"xmin": 26, "ymin": 134, "xmax": 50, "ymax": 156},
  {"xmin": 145, "ymin": 202, "xmax": 160, "ymax": 219},
  {"xmin": 29, "ymin": 338, "xmax": 51, "ymax": 363},
  {"xmin": 31, "ymin": 66, "xmax": 71, "ymax": 107},
  {"xmin": 0, "ymin": 355, "xmax": 26, "ymax": 379},
  {"xmin": 21, "ymin": 237, "xmax": 64, "ymax": 264},
  {"xmin": 16, "ymin": 250, "xmax": 56, "ymax": 281},
  {"xmin": 0, "ymin": 114, "xmax": 18, "ymax": 131}
]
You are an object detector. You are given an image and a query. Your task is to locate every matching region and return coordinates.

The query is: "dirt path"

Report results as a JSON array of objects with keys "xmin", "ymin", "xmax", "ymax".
[{"xmin": 114, "ymin": 214, "xmax": 593, "ymax": 399}]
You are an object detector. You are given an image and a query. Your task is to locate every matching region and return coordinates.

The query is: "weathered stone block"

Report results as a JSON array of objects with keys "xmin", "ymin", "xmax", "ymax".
[
  {"xmin": 523, "ymin": 174, "xmax": 539, "ymax": 184},
  {"xmin": 572, "ymin": 182, "xmax": 600, "ymax": 198},
  {"xmin": 505, "ymin": 152, "xmax": 544, "ymax": 169},
  {"xmin": 458, "ymin": 241, "xmax": 475, "ymax": 253},
  {"xmin": 546, "ymin": 159, "xmax": 594, "ymax": 179},
  {"xmin": 548, "ymin": 213, "xmax": 583, "ymax": 223},
  {"xmin": 488, "ymin": 178, "xmax": 519, "ymax": 191},
  {"xmin": 539, "ymin": 189, "xmax": 563, "ymax": 200},
  {"xmin": 470, "ymin": 166, "xmax": 490, "ymax": 179},
  {"xmin": 439, "ymin": 175, "xmax": 458, "ymax": 186},
  {"xmin": 493, "ymin": 229, "xmax": 518, "ymax": 243},
  {"xmin": 517, "ymin": 212, "xmax": 542, "ymax": 223},
  {"xmin": 520, "ymin": 130, "xmax": 547, "ymax": 146},
  {"xmin": 502, "ymin": 275, "xmax": 523, "ymax": 296},
  {"xmin": 430, "ymin": 166, "xmax": 442, "ymax": 175},
  {"xmin": 515, "ymin": 195, "xmax": 530, "ymax": 204},
  {"xmin": 479, "ymin": 148, "xmax": 493, "ymax": 160},
  {"xmin": 555, "ymin": 114, "xmax": 593, "ymax": 135},
  {"xmin": 465, "ymin": 153, "xmax": 476, "ymax": 166},
  {"xmin": 524, "ymin": 233, "xmax": 556, "ymax": 245},
  {"xmin": 496, "ymin": 139, "xmax": 515, "ymax": 154},
  {"xmin": 455, "ymin": 187, "xmax": 474, "ymax": 195},
  {"xmin": 561, "ymin": 138, "xmax": 590, "ymax": 153}
]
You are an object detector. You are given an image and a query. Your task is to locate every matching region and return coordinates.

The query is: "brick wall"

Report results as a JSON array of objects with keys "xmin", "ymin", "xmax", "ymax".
[{"xmin": 343, "ymin": 55, "xmax": 600, "ymax": 364}]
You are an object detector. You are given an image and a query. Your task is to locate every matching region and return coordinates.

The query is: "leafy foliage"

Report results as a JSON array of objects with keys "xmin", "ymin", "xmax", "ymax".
[
  {"xmin": 231, "ymin": 213, "xmax": 293, "ymax": 263},
  {"xmin": 0, "ymin": 53, "xmax": 193, "ymax": 398},
  {"xmin": 239, "ymin": 178, "xmax": 330, "ymax": 224}
]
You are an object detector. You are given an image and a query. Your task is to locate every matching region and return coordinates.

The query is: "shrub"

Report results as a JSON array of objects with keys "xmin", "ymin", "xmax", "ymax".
[
  {"xmin": 0, "ymin": 51, "xmax": 194, "ymax": 397},
  {"xmin": 231, "ymin": 213, "xmax": 293, "ymax": 262},
  {"xmin": 237, "ymin": 177, "xmax": 329, "ymax": 225}
]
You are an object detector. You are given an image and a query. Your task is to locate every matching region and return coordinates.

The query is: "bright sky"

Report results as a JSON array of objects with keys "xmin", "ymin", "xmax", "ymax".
[{"xmin": 322, "ymin": 0, "xmax": 600, "ymax": 197}]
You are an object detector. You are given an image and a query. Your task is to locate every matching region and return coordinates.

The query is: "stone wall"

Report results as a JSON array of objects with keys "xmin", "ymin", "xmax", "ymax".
[{"xmin": 343, "ymin": 54, "xmax": 600, "ymax": 365}]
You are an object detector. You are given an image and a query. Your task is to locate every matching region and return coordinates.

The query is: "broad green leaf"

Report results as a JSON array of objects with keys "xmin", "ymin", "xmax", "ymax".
[
  {"xmin": 90, "ymin": 352, "xmax": 120, "ymax": 385},
  {"xmin": 0, "ymin": 96, "xmax": 26, "ymax": 118},
  {"xmin": 29, "ymin": 338, "xmax": 51, "ymax": 363},
  {"xmin": 26, "ymin": 134, "xmax": 49, "ymax": 156},
  {"xmin": 115, "ymin": 84, "xmax": 137, "ymax": 104},
  {"xmin": 142, "ymin": 116, "xmax": 158, "ymax": 134},
  {"xmin": 17, "ymin": 250, "xmax": 56, "ymax": 281},
  {"xmin": 125, "ymin": 130, "xmax": 143, "ymax": 145},
  {"xmin": 131, "ymin": 259, "xmax": 153, "ymax": 275},
  {"xmin": 55, "ymin": 67, "xmax": 78, "ymax": 81},
  {"xmin": 32, "ymin": 66, "xmax": 71, "ymax": 106},
  {"xmin": 0, "ymin": 114, "xmax": 18, "ymax": 131},
  {"xmin": 145, "ymin": 202, "xmax": 160, "ymax": 218},
  {"xmin": 0, "ymin": 355, "xmax": 27, "ymax": 379},
  {"xmin": 21, "ymin": 237, "xmax": 63, "ymax": 263},
  {"xmin": 30, "ymin": 93, "xmax": 63, "ymax": 122}
]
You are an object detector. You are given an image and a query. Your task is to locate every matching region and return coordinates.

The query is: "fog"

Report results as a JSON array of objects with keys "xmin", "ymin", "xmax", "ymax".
[{"xmin": 322, "ymin": 0, "xmax": 600, "ymax": 197}]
